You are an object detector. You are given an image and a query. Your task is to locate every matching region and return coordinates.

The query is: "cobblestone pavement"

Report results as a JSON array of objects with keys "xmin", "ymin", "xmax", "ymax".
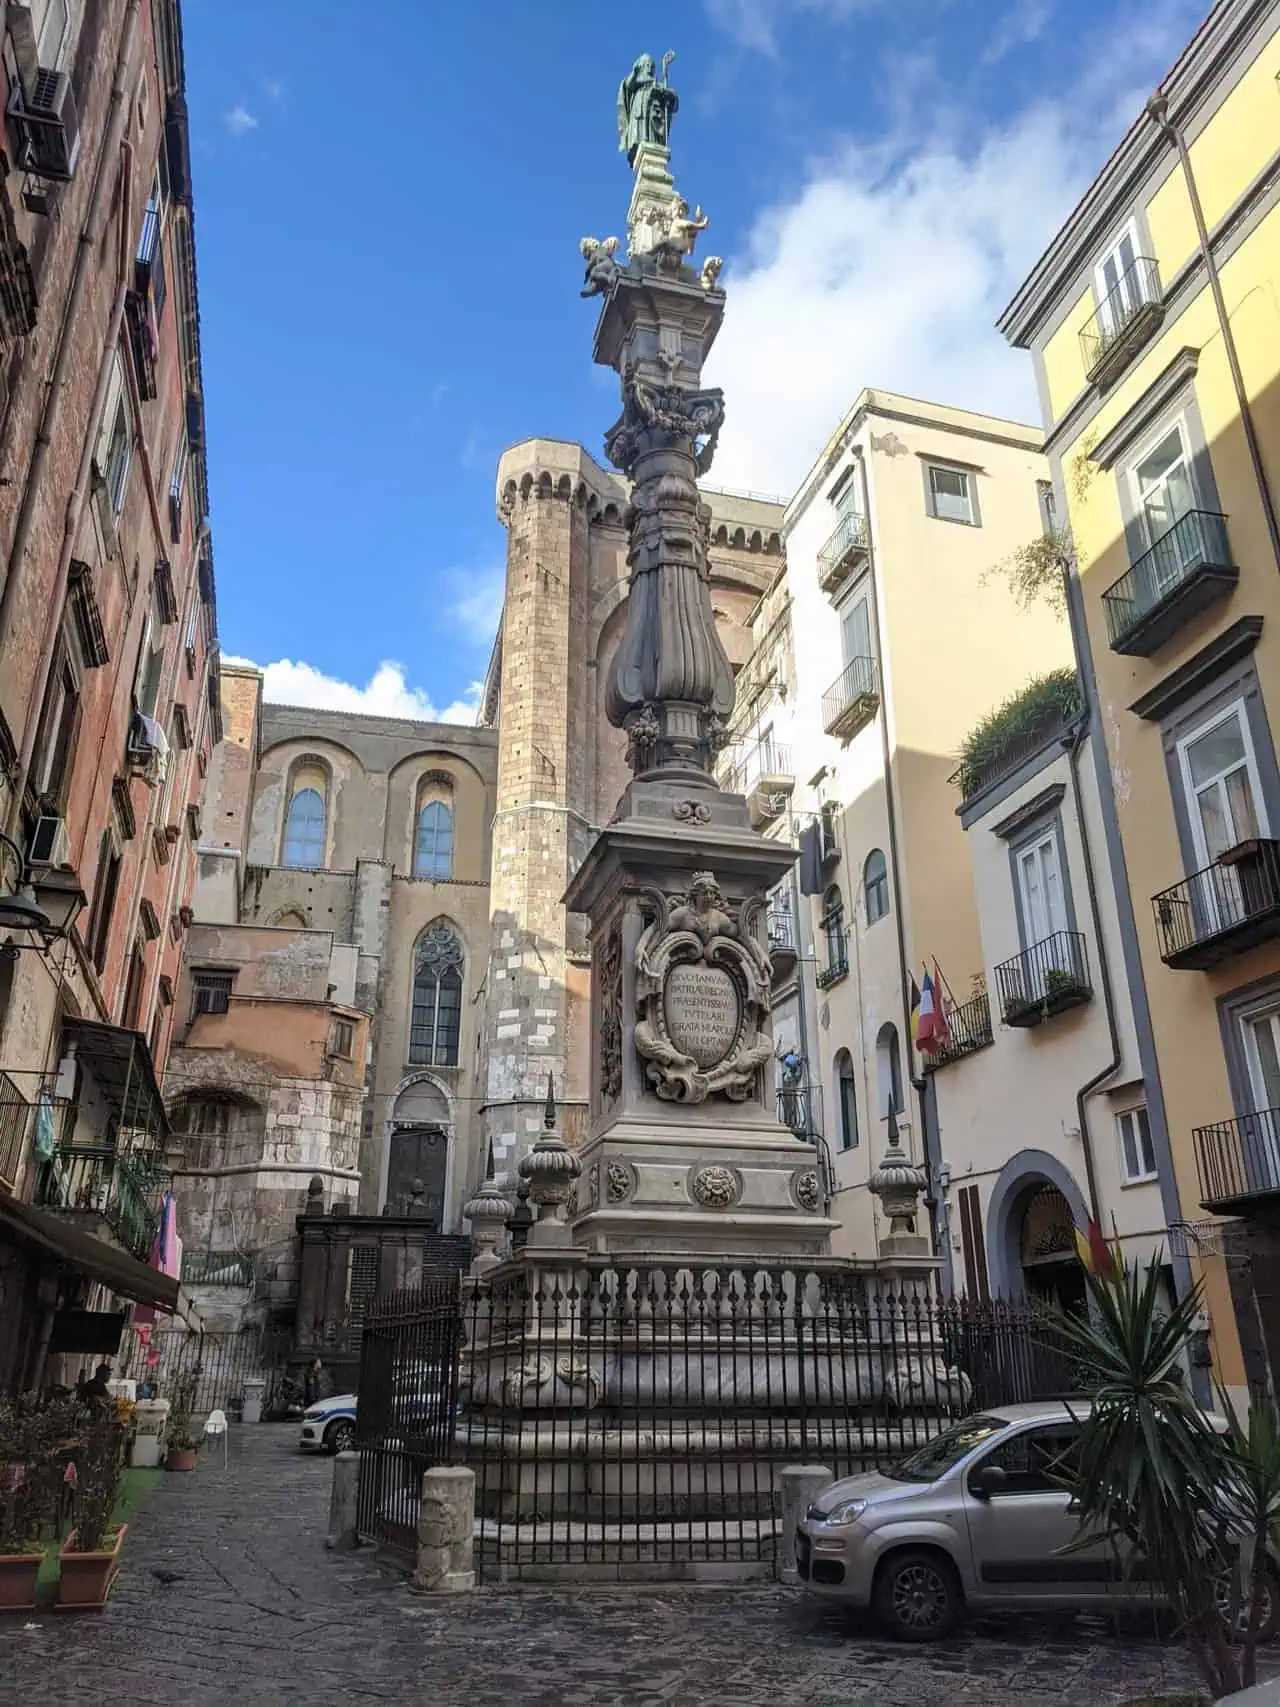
[{"xmin": 0, "ymin": 1426, "xmax": 1268, "ymax": 1707}]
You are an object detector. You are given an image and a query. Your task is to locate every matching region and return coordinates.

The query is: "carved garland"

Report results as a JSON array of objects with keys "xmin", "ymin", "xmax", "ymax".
[{"xmin": 633, "ymin": 872, "xmax": 774, "ymax": 1105}]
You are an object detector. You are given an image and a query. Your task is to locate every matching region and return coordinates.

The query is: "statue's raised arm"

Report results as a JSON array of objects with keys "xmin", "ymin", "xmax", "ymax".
[{"xmin": 617, "ymin": 52, "xmax": 678, "ymax": 167}]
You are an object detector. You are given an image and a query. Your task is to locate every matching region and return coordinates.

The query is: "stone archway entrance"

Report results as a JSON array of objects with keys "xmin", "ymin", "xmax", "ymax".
[
  {"xmin": 385, "ymin": 1079, "xmax": 451, "ymax": 1225},
  {"xmin": 1018, "ymin": 1183, "xmax": 1087, "ymax": 1316}
]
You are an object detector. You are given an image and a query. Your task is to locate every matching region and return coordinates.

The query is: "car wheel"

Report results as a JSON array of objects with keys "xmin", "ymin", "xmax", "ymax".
[
  {"xmin": 324, "ymin": 1419, "xmax": 356, "ymax": 1455},
  {"xmin": 872, "ymin": 1549, "xmax": 963, "ymax": 1642},
  {"xmin": 1215, "ymin": 1570, "xmax": 1279, "ymax": 1643}
]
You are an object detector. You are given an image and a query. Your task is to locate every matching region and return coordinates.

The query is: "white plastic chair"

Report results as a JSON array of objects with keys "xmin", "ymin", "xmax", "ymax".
[{"xmin": 203, "ymin": 1407, "xmax": 228, "ymax": 1469}]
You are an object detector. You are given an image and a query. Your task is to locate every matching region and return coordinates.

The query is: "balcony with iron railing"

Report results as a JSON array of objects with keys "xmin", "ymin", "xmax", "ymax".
[
  {"xmin": 993, "ymin": 930, "xmax": 1092, "ymax": 1029},
  {"xmin": 1079, "ymin": 256, "xmax": 1163, "ymax": 386},
  {"xmin": 816, "ymin": 940, "xmax": 849, "ymax": 989},
  {"xmin": 817, "ymin": 509, "xmax": 870, "ymax": 596},
  {"xmin": 822, "ymin": 656, "xmax": 880, "ymax": 742},
  {"xmin": 1152, "ymin": 839, "xmax": 1280, "ymax": 970},
  {"xmin": 1102, "ymin": 510, "xmax": 1237, "ymax": 656},
  {"xmin": 766, "ymin": 902, "xmax": 799, "ymax": 984},
  {"xmin": 920, "ymin": 992, "xmax": 995, "ymax": 1071},
  {"xmin": 1194, "ymin": 1109, "xmax": 1280, "ymax": 1214},
  {"xmin": 35, "ymin": 1137, "xmax": 168, "ymax": 1263},
  {"xmin": 0, "ymin": 1077, "xmax": 32, "ymax": 1190},
  {"xmin": 777, "ymin": 1080, "xmax": 824, "ymax": 1144}
]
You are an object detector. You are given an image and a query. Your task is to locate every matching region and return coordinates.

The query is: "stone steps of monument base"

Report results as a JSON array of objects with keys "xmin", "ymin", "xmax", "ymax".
[{"xmin": 475, "ymin": 1514, "xmax": 781, "ymax": 1578}]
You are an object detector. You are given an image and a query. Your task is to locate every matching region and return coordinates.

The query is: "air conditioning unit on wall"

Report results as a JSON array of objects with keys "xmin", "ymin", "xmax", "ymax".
[
  {"xmin": 27, "ymin": 813, "xmax": 69, "ymax": 868},
  {"xmin": 8, "ymin": 67, "xmax": 80, "ymax": 183}
]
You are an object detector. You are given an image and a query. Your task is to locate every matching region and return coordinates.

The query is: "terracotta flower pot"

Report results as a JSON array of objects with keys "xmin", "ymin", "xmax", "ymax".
[
  {"xmin": 165, "ymin": 1446, "xmax": 197, "ymax": 1472},
  {"xmin": 0, "ymin": 1550, "xmax": 44, "ymax": 1612},
  {"xmin": 56, "ymin": 1523, "xmax": 127, "ymax": 1611}
]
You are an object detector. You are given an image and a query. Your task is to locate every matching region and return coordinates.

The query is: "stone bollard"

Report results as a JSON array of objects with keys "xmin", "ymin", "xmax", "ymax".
[
  {"xmin": 326, "ymin": 1451, "xmax": 360, "ymax": 1551},
  {"xmin": 777, "ymin": 1464, "xmax": 834, "ymax": 1583},
  {"xmin": 412, "ymin": 1465, "xmax": 476, "ymax": 1593}
]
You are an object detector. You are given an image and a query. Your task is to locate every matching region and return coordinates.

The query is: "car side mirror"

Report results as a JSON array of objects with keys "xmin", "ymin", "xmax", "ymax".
[{"xmin": 971, "ymin": 1464, "xmax": 1008, "ymax": 1501}]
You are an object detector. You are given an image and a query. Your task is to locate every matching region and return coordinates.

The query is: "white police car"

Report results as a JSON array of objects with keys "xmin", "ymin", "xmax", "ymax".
[{"xmin": 299, "ymin": 1392, "xmax": 357, "ymax": 1454}]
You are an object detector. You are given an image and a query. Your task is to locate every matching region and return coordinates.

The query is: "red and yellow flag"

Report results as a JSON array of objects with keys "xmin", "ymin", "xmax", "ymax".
[{"xmin": 1074, "ymin": 1219, "xmax": 1119, "ymax": 1281}]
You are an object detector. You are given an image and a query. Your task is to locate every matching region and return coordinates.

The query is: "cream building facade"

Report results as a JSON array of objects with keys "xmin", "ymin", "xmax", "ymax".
[
  {"xmin": 1000, "ymin": 0, "xmax": 1280, "ymax": 1396},
  {"xmin": 771, "ymin": 391, "xmax": 1074, "ymax": 1263}
]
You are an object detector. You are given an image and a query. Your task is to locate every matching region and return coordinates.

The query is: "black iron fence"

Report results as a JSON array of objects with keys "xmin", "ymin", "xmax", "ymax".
[
  {"xmin": 117, "ymin": 1324, "xmax": 289, "ymax": 1417},
  {"xmin": 354, "ymin": 1278, "xmax": 462, "ymax": 1558},
  {"xmin": 1153, "ymin": 840, "xmax": 1280, "ymax": 967},
  {"xmin": 354, "ymin": 1262, "xmax": 1086, "ymax": 1580}
]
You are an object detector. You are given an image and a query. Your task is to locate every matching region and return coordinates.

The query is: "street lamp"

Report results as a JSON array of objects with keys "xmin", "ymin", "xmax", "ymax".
[{"xmin": 0, "ymin": 832, "xmax": 85, "ymax": 947}]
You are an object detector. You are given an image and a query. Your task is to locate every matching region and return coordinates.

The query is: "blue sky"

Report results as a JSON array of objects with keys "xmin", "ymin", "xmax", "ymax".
[{"xmin": 184, "ymin": 0, "xmax": 1210, "ymax": 722}]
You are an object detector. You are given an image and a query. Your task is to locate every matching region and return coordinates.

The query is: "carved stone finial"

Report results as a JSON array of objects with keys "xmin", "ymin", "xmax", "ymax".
[
  {"xmin": 869, "ymin": 1104, "xmax": 928, "ymax": 1238},
  {"xmin": 518, "ymin": 1088, "xmax": 581, "ymax": 1242}
]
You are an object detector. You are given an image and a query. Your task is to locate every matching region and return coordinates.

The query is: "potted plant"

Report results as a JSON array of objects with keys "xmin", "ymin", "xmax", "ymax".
[
  {"xmin": 0, "ymin": 1400, "xmax": 60, "ymax": 1613},
  {"xmin": 57, "ymin": 1412, "xmax": 127, "ymax": 1611},
  {"xmin": 164, "ymin": 1371, "xmax": 199, "ymax": 1472}
]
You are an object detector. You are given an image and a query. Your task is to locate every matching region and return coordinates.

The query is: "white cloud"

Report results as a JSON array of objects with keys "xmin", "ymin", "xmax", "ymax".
[
  {"xmin": 447, "ymin": 565, "xmax": 505, "ymax": 647},
  {"xmin": 223, "ymin": 105, "xmax": 258, "ymax": 137},
  {"xmin": 983, "ymin": 0, "xmax": 1054, "ymax": 64},
  {"xmin": 222, "ymin": 657, "xmax": 482, "ymax": 725},
  {"xmin": 705, "ymin": 0, "xmax": 881, "ymax": 56},
  {"xmin": 704, "ymin": 0, "xmax": 1206, "ymax": 494}
]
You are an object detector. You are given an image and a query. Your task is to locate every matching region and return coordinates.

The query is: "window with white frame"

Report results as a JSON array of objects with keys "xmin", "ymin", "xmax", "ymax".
[
  {"xmin": 94, "ymin": 355, "xmax": 132, "ymax": 516},
  {"xmin": 1095, "ymin": 221, "xmax": 1145, "ymax": 330},
  {"xmin": 1132, "ymin": 422, "xmax": 1195, "ymax": 550},
  {"xmin": 926, "ymin": 463, "xmax": 976, "ymax": 525},
  {"xmin": 1239, "ymin": 999, "xmax": 1280, "ymax": 1119},
  {"xmin": 30, "ymin": 0, "xmax": 72, "ymax": 68},
  {"xmin": 1176, "ymin": 701, "xmax": 1266, "ymax": 870},
  {"xmin": 1016, "ymin": 827, "xmax": 1068, "ymax": 945},
  {"xmin": 1117, "ymin": 1107, "xmax": 1157, "ymax": 1184},
  {"xmin": 839, "ymin": 590, "xmax": 872, "ymax": 668}
]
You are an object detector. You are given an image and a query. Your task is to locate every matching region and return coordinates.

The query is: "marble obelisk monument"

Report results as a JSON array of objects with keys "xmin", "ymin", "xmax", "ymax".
[{"xmin": 564, "ymin": 53, "xmax": 835, "ymax": 1256}]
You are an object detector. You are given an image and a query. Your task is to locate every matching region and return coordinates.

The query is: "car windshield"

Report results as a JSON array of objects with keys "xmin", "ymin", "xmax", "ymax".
[{"xmin": 884, "ymin": 1416, "xmax": 1008, "ymax": 1483}]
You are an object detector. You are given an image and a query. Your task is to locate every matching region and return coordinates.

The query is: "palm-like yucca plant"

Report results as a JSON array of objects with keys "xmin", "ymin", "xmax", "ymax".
[{"xmin": 1049, "ymin": 1259, "xmax": 1274, "ymax": 1699}]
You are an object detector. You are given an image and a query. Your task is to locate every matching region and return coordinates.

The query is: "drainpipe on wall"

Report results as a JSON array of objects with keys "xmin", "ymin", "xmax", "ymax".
[
  {"xmin": 1064, "ymin": 720, "xmax": 1118, "ymax": 1223},
  {"xmin": 860, "ymin": 478, "xmax": 945, "ymax": 1273},
  {"xmin": 1146, "ymin": 93, "xmax": 1280, "ymax": 574},
  {"xmin": 1, "ymin": 0, "xmax": 143, "ymax": 845}
]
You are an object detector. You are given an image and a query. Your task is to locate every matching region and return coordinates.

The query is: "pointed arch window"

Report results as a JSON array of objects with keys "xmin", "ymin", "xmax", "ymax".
[
  {"xmin": 409, "ymin": 924, "xmax": 463, "ymax": 1066},
  {"xmin": 283, "ymin": 784, "xmax": 326, "ymax": 868},
  {"xmin": 414, "ymin": 799, "xmax": 454, "ymax": 880}
]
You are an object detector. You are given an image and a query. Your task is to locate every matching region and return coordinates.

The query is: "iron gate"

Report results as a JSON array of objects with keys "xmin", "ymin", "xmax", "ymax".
[
  {"xmin": 354, "ymin": 1276, "xmax": 463, "ymax": 1559},
  {"xmin": 118, "ymin": 1323, "xmax": 287, "ymax": 1416}
]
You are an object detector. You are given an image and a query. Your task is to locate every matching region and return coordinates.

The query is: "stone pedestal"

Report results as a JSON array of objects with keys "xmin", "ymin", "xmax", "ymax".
[
  {"xmin": 778, "ymin": 1465, "xmax": 834, "ymax": 1582},
  {"xmin": 626, "ymin": 142, "xmax": 677, "ymax": 257},
  {"xmin": 564, "ymin": 790, "xmax": 835, "ymax": 1257},
  {"xmin": 413, "ymin": 1466, "xmax": 476, "ymax": 1593}
]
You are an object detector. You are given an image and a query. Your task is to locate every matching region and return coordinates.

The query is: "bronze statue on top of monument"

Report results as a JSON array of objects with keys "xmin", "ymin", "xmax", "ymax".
[{"xmin": 617, "ymin": 51, "xmax": 678, "ymax": 165}]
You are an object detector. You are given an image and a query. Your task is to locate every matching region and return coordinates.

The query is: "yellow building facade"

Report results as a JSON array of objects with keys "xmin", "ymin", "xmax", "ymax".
[{"xmin": 1001, "ymin": 0, "xmax": 1280, "ymax": 1399}]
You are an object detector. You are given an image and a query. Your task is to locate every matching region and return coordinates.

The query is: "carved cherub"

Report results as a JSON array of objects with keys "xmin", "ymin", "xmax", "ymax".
[
  {"xmin": 668, "ymin": 198, "xmax": 709, "ymax": 253},
  {"xmin": 579, "ymin": 235, "xmax": 621, "ymax": 298},
  {"xmin": 699, "ymin": 255, "xmax": 724, "ymax": 291}
]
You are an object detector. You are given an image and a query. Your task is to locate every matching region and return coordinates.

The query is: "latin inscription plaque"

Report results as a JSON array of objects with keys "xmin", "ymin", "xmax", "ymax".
[{"xmin": 665, "ymin": 963, "xmax": 739, "ymax": 1069}]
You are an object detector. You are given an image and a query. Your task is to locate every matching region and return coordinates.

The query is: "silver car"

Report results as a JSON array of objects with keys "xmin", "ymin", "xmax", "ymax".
[{"xmin": 796, "ymin": 1399, "xmax": 1280, "ymax": 1641}]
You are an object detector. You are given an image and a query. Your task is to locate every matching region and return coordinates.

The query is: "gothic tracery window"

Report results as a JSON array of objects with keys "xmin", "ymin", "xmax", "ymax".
[
  {"xmin": 282, "ymin": 783, "xmax": 326, "ymax": 867},
  {"xmin": 409, "ymin": 923, "xmax": 463, "ymax": 1066}
]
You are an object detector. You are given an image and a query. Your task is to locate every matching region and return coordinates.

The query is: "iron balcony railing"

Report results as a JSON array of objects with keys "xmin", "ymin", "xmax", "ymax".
[
  {"xmin": 817, "ymin": 509, "xmax": 870, "ymax": 589},
  {"xmin": 777, "ymin": 1080, "xmax": 824, "ymax": 1143},
  {"xmin": 0, "ymin": 1080, "xmax": 32, "ymax": 1189},
  {"xmin": 822, "ymin": 656, "xmax": 880, "ymax": 740},
  {"xmin": 1101, "ymin": 510, "xmax": 1234, "ymax": 650},
  {"xmin": 1079, "ymin": 256, "xmax": 1162, "ymax": 380},
  {"xmin": 816, "ymin": 944, "xmax": 849, "ymax": 988},
  {"xmin": 1152, "ymin": 840, "xmax": 1280, "ymax": 968},
  {"xmin": 1194, "ymin": 1109, "xmax": 1280, "ymax": 1211},
  {"xmin": 766, "ymin": 904, "xmax": 797, "ymax": 954},
  {"xmin": 36, "ymin": 1144, "xmax": 168, "ymax": 1262},
  {"xmin": 993, "ymin": 930, "xmax": 1091, "ymax": 1028},
  {"xmin": 739, "ymin": 740, "xmax": 794, "ymax": 794},
  {"xmin": 921, "ymin": 992, "xmax": 994, "ymax": 1071}
]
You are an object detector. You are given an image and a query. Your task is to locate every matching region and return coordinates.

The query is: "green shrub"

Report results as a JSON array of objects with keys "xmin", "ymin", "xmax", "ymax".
[{"xmin": 955, "ymin": 668, "xmax": 1083, "ymax": 798}]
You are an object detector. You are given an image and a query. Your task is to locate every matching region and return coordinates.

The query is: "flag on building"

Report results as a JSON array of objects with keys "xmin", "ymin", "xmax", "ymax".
[
  {"xmin": 932, "ymin": 960, "xmax": 952, "ymax": 1048},
  {"xmin": 909, "ymin": 974, "xmax": 922, "ymax": 1045},
  {"xmin": 1073, "ymin": 1218, "xmax": 1119, "ymax": 1281},
  {"xmin": 916, "ymin": 969, "xmax": 940, "ymax": 1050}
]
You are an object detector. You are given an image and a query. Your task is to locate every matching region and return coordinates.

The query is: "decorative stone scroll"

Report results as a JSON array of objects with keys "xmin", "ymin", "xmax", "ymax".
[{"xmin": 634, "ymin": 871, "xmax": 773, "ymax": 1104}]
